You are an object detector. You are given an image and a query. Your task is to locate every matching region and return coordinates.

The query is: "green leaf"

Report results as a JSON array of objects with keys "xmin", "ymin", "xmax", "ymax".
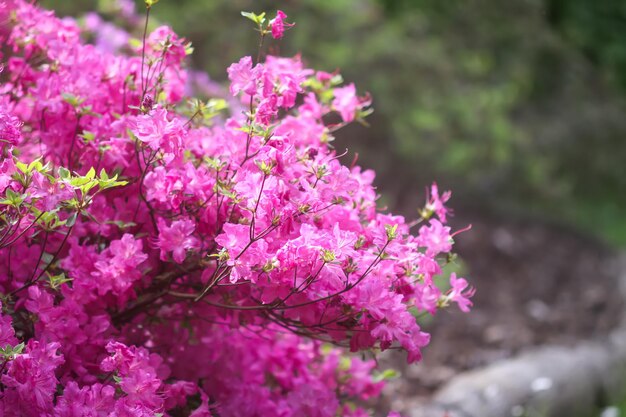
[
  {"xmin": 373, "ymin": 368, "xmax": 399, "ymax": 382},
  {"xmin": 0, "ymin": 342, "xmax": 25, "ymax": 359},
  {"xmin": 13, "ymin": 342, "xmax": 24, "ymax": 355},
  {"xmin": 338, "ymin": 356, "xmax": 351, "ymax": 371},
  {"xmin": 104, "ymin": 220, "xmax": 137, "ymax": 229},
  {"xmin": 385, "ymin": 224, "xmax": 398, "ymax": 240},
  {"xmin": 47, "ymin": 272, "xmax": 72, "ymax": 290},
  {"xmin": 58, "ymin": 167, "xmax": 70, "ymax": 180},
  {"xmin": 330, "ymin": 74, "xmax": 344, "ymax": 86},
  {"xmin": 15, "ymin": 161, "xmax": 28, "ymax": 174},
  {"xmin": 69, "ymin": 176, "xmax": 91, "ymax": 187},
  {"xmin": 184, "ymin": 42, "xmax": 194, "ymax": 56},
  {"xmin": 2, "ymin": 188, "xmax": 24, "ymax": 207},
  {"xmin": 37, "ymin": 210, "xmax": 60, "ymax": 229},
  {"xmin": 61, "ymin": 93, "xmax": 85, "ymax": 107},
  {"xmin": 66, "ymin": 212, "xmax": 77, "ymax": 227},
  {"xmin": 80, "ymin": 181, "xmax": 98, "ymax": 195},
  {"xmin": 128, "ymin": 38, "xmax": 142, "ymax": 50},
  {"xmin": 204, "ymin": 157, "xmax": 225, "ymax": 171},
  {"xmin": 28, "ymin": 158, "xmax": 43, "ymax": 173},
  {"xmin": 5, "ymin": 188, "xmax": 18, "ymax": 200},
  {"xmin": 80, "ymin": 131, "xmax": 96, "ymax": 143},
  {"xmin": 241, "ymin": 11, "xmax": 266, "ymax": 26}
]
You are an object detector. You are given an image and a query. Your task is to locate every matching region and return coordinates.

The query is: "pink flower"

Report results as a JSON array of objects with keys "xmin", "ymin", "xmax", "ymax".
[
  {"xmin": 2, "ymin": 341, "xmax": 64, "ymax": 416},
  {"xmin": 256, "ymin": 93, "xmax": 278, "ymax": 125},
  {"xmin": 147, "ymin": 26, "xmax": 188, "ymax": 66},
  {"xmin": 91, "ymin": 234, "xmax": 148, "ymax": 302},
  {"xmin": 227, "ymin": 56, "xmax": 261, "ymax": 96},
  {"xmin": 215, "ymin": 223, "xmax": 249, "ymax": 256},
  {"xmin": 270, "ymin": 10, "xmax": 293, "ymax": 40},
  {"xmin": 189, "ymin": 391, "xmax": 213, "ymax": 417},
  {"xmin": 0, "ymin": 106, "xmax": 22, "ymax": 151},
  {"xmin": 448, "ymin": 273, "xmax": 475, "ymax": 313},
  {"xmin": 300, "ymin": 92, "xmax": 324, "ymax": 119},
  {"xmin": 163, "ymin": 381, "xmax": 198, "ymax": 410},
  {"xmin": 426, "ymin": 182, "xmax": 452, "ymax": 222},
  {"xmin": 100, "ymin": 342, "xmax": 165, "ymax": 411},
  {"xmin": 110, "ymin": 234, "xmax": 148, "ymax": 267},
  {"xmin": 414, "ymin": 283, "xmax": 441, "ymax": 314},
  {"xmin": 0, "ymin": 157, "xmax": 16, "ymax": 192},
  {"xmin": 131, "ymin": 107, "xmax": 186, "ymax": 155},
  {"xmin": 156, "ymin": 218, "xmax": 199, "ymax": 263},
  {"xmin": 54, "ymin": 381, "xmax": 116, "ymax": 416},
  {"xmin": 316, "ymin": 71, "xmax": 334, "ymax": 83},
  {"xmin": 332, "ymin": 83, "xmax": 359, "ymax": 122},
  {"xmin": 0, "ymin": 303, "xmax": 17, "ymax": 348},
  {"xmin": 417, "ymin": 219, "xmax": 452, "ymax": 255},
  {"xmin": 83, "ymin": 12, "xmax": 130, "ymax": 53},
  {"xmin": 286, "ymin": 383, "xmax": 339, "ymax": 417}
]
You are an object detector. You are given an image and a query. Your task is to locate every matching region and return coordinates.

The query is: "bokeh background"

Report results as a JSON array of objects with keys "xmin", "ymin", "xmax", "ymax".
[{"xmin": 43, "ymin": 0, "xmax": 626, "ymax": 414}]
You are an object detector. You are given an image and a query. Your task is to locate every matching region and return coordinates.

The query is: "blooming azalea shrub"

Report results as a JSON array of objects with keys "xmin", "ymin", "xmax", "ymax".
[{"xmin": 0, "ymin": 1, "xmax": 474, "ymax": 416}]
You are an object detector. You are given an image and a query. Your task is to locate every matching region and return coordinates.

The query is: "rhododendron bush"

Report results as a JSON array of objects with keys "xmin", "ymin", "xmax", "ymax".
[{"xmin": 0, "ymin": 1, "xmax": 474, "ymax": 416}]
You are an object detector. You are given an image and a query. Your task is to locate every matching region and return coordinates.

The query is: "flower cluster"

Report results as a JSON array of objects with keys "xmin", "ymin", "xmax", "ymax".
[{"xmin": 0, "ymin": 1, "xmax": 472, "ymax": 416}]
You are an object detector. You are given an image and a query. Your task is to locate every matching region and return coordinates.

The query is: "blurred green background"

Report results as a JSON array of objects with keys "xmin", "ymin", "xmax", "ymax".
[{"xmin": 45, "ymin": 0, "xmax": 626, "ymax": 246}]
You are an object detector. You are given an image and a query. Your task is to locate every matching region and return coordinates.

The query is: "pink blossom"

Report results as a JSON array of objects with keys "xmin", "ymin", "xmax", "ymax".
[
  {"xmin": 256, "ymin": 93, "xmax": 279, "ymax": 125},
  {"xmin": 332, "ymin": 83, "xmax": 359, "ymax": 122},
  {"xmin": 54, "ymin": 381, "xmax": 116, "ymax": 416},
  {"xmin": 414, "ymin": 283, "xmax": 441, "ymax": 314},
  {"xmin": 156, "ymin": 218, "xmax": 199, "ymax": 263},
  {"xmin": 426, "ymin": 182, "xmax": 452, "ymax": 222},
  {"xmin": 227, "ymin": 56, "xmax": 261, "ymax": 96},
  {"xmin": 189, "ymin": 392, "xmax": 214, "ymax": 417},
  {"xmin": 109, "ymin": 234, "xmax": 148, "ymax": 266},
  {"xmin": 92, "ymin": 234, "xmax": 148, "ymax": 302},
  {"xmin": 2, "ymin": 341, "xmax": 64, "ymax": 416},
  {"xmin": 448, "ymin": 272, "xmax": 475, "ymax": 313},
  {"xmin": 286, "ymin": 383, "xmax": 339, "ymax": 417},
  {"xmin": 163, "ymin": 380, "xmax": 198, "ymax": 410},
  {"xmin": 131, "ymin": 107, "xmax": 186, "ymax": 155},
  {"xmin": 215, "ymin": 222, "xmax": 250, "ymax": 256},
  {"xmin": 83, "ymin": 12, "xmax": 130, "ymax": 53},
  {"xmin": 0, "ymin": 106, "xmax": 22, "ymax": 151},
  {"xmin": 147, "ymin": 26, "xmax": 188, "ymax": 66},
  {"xmin": 300, "ymin": 92, "xmax": 324, "ymax": 119},
  {"xmin": 0, "ymin": 303, "xmax": 17, "ymax": 348},
  {"xmin": 117, "ymin": 0, "xmax": 137, "ymax": 21},
  {"xmin": 418, "ymin": 219, "xmax": 453, "ymax": 255},
  {"xmin": 270, "ymin": 10, "xmax": 293, "ymax": 40}
]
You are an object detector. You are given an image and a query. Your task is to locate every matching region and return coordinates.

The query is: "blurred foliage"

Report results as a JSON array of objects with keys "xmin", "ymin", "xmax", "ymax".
[
  {"xmin": 44, "ymin": 0, "xmax": 626, "ymax": 245},
  {"xmin": 548, "ymin": 0, "xmax": 626, "ymax": 92}
]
